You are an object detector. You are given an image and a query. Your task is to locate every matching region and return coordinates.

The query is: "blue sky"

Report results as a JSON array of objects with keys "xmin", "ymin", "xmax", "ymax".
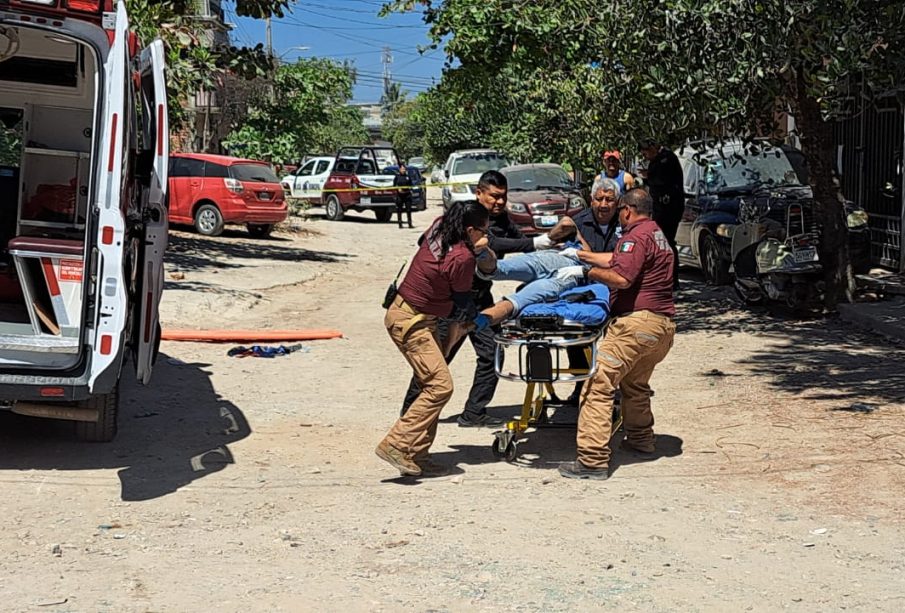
[{"xmin": 224, "ymin": 0, "xmax": 447, "ymax": 103}]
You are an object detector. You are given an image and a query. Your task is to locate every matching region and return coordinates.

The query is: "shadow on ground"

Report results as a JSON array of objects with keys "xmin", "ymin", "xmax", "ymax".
[
  {"xmin": 0, "ymin": 353, "xmax": 250, "ymax": 501},
  {"xmin": 438, "ymin": 403, "xmax": 682, "ymax": 476},
  {"xmin": 676, "ymin": 269, "xmax": 905, "ymax": 405},
  {"xmin": 166, "ymin": 229, "xmax": 349, "ymax": 273}
]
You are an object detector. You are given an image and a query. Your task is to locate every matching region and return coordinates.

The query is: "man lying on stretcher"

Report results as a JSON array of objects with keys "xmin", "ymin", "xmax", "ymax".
[{"xmin": 475, "ymin": 177, "xmax": 623, "ymax": 324}]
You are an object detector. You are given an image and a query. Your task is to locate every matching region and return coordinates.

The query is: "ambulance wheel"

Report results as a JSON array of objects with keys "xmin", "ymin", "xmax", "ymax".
[
  {"xmin": 375, "ymin": 208, "xmax": 393, "ymax": 223},
  {"xmin": 246, "ymin": 223, "xmax": 273, "ymax": 238},
  {"xmin": 74, "ymin": 387, "xmax": 119, "ymax": 443},
  {"xmin": 325, "ymin": 195, "xmax": 345, "ymax": 221},
  {"xmin": 194, "ymin": 203, "xmax": 224, "ymax": 236}
]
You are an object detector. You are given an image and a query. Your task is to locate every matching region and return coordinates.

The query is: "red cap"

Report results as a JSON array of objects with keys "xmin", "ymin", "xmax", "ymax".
[{"xmin": 603, "ymin": 150, "xmax": 622, "ymax": 161}]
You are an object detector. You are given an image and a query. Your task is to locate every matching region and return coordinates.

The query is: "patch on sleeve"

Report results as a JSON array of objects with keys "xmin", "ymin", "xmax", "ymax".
[{"xmin": 619, "ymin": 241, "xmax": 636, "ymax": 253}]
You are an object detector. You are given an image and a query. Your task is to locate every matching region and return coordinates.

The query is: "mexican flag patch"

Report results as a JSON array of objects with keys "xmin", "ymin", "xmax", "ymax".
[{"xmin": 619, "ymin": 241, "xmax": 636, "ymax": 253}]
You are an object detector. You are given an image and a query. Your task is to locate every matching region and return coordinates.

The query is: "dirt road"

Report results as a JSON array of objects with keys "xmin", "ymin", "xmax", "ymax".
[{"xmin": 1, "ymin": 195, "xmax": 904, "ymax": 612}]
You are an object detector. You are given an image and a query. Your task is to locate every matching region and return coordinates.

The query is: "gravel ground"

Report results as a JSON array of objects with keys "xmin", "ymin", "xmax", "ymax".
[{"xmin": 1, "ymin": 190, "xmax": 903, "ymax": 612}]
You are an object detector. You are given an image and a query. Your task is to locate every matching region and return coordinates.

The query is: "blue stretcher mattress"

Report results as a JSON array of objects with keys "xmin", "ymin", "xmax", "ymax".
[{"xmin": 519, "ymin": 283, "xmax": 611, "ymax": 326}]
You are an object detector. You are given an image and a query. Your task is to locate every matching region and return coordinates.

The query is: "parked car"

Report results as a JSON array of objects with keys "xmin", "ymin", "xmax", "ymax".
[
  {"xmin": 382, "ymin": 165, "xmax": 427, "ymax": 211},
  {"xmin": 500, "ymin": 164, "xmax": 587, "ymax": 235},
  {"xmin": 281, "ymin": 156, "xmax": 334, "ymax": 202},
  {"xmin": 407, "ymin": 156, "xmax": 427, "ymax": 171},
  {"xmin": 321, "ymin": 146, "xmax": 400, "ymax": 222},
  {"xmin": 429, "ymin": 166, "xmax": 444, "ymax": 184},
  {"xmin": 441, "ymin": 149, "xmax": 512, "ymax": 208},
  {"xmin": 675, "ymin": 141, "xmax": 814, "ymax": 284},
  {"xmin": 168, "ymin": 153, "xmax": 288, "ymax": 238}
]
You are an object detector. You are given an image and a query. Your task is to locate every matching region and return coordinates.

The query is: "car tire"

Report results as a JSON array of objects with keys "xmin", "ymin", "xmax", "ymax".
[
  {"xmin": 247, "ymin": 223, "xmax": 273, "ymax": 238},
  {"xmin": 701, "ymin": 234, "xmax": 731, "ymax": 285},
  {"xmin": 194, "ymin": 203, "xmax": 224, "ymax": 236},
  {"xmin": 74, "ymin": 387, "xmax": 119, "ymax": 443},
  {"xmin": 325, "ymin": 195, "xmax": 345, "ymax": 221},
  {"xmin": 375, "ymin": 208, "xmax": 393, "ymax": 223}
]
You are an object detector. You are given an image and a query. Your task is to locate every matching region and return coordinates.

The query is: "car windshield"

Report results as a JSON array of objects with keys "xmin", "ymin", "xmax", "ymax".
[
  {"xmin": 503, "ymin": 167, "xmax": 573, "ymax": 191},
  {"xmin": 452, "ymin": 153, "xmax": 511, "ymax": 175},
  {"xmin": 230, "ymin": 163, "xmax": 280, "ymax": 183},
  {"xmin": 702, "ymin": 149, "xmax": 802, "ymax": 193}
]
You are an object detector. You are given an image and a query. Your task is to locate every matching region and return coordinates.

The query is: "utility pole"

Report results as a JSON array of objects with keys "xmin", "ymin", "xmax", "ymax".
[
  {"xmin": 265, "ymin": 16, "xmax": 273, "ymax": 59},
  {"xmin": 381, "ymin": 46, "xmax": 393, "ymax": 102}
]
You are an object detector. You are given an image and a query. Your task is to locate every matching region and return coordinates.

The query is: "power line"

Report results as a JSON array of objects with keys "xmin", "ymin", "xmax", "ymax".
[{"xmin": 276, "ymin": 17, "xmax": 445, "ymax": 61}]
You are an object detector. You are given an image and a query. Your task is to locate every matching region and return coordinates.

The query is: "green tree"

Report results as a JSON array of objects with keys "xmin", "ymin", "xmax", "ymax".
[
  {"xmin": 382, "ymin": 97, "xmax": 425, "ymax": 162},
  {"xmin": 222, "ymin": 58, "xmax": 367, "ymax": 162},
  {"xmin": 384, "ymin": 0, "xmax": 905, "ymax": 305},
  {"xmin": 127, "ymin": 0, "xmax": 274, "ymax": 133}
]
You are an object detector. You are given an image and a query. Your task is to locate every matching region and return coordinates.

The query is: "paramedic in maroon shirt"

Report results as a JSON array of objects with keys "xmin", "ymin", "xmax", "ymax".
[
  {"xmin": 377, "ymin": 201, "xmax": 491, "ymax": 478},
  {"xmin": 559, "ymin": 188, "xmax": 677, "ymax": 481}
]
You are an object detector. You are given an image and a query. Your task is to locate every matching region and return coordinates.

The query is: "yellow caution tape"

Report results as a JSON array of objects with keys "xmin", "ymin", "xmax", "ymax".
[{"xmin": 287, "ymin": 181, "xmax": 474, "ymax": 194}]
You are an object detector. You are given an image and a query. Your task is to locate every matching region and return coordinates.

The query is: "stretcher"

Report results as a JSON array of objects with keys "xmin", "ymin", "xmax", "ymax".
[{"xmin": 491, "ymin": 284, "xmax": 622, "ymax": 461}]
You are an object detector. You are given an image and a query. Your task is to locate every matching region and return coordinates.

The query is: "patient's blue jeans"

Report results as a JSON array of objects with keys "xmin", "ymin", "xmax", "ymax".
[{"xmin": 493, "ymin": 251, "xmax": 582, "ymax": 316}]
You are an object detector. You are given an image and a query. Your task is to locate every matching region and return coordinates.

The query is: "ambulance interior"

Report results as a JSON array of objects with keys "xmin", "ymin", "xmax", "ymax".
[{"xmin": 0, "ymin": 24, "xmax": 98, "ymax": 368}]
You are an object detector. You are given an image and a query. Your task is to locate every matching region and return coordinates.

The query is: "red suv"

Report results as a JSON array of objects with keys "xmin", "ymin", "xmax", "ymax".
[{"xmin": 168, "ymin": 153, "xmax": 288, "ymax": 237}]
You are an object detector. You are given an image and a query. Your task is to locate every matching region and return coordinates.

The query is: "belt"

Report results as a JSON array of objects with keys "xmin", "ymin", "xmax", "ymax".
[
  {"xmin": 392, "ymin": 295, "xmax": 430, "ymax": 338},
  {"xmin": 613, "ymin": 309, "xmax": 673, "ymax": 321}
]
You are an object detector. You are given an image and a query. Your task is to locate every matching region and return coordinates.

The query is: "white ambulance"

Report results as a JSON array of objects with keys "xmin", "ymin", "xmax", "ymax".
[{"xmin": 0, "ymin": 0, "xmax": 167, "ymax": 441}]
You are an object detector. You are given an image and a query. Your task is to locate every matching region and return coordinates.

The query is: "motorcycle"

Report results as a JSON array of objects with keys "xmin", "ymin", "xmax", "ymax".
[{"xmin": 729, "ymin": 186, "xmax": 825, "ymax": 309}]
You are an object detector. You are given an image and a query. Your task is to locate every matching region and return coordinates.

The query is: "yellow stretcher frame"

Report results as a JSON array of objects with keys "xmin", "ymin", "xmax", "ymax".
[{"xmin": 491, "ymin": 326, "xmax": 622, "ymax": 462}]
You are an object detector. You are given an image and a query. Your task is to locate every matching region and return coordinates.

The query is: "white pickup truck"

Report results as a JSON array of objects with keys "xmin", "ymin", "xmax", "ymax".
[{"xmin": 281, "ymin": 156, "xmax": 334, "ymax": 203}]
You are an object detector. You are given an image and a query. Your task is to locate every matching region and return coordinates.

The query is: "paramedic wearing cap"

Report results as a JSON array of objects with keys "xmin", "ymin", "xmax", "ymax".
[
  {"xmin": 559, "ymin": 189, "xmax": 676, "ymax": 481},
  {"xmin": 599, "ymin": 150, "xmax": 635, "ymax": 193}
]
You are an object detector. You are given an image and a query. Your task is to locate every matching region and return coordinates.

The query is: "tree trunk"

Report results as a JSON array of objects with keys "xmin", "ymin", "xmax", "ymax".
[{"xmin": 793, "ymin": 81, "xmax": 854, "ymax": 309}]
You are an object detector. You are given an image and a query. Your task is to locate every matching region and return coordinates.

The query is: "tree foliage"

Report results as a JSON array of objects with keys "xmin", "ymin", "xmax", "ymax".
[
  {"xmin": 384, "ymin": 0, "xmax": 905, "ymax": 304},
  {"xmin": 127, "ymin": 0, "xmax": 273, "ymax": 132},
  {"xmin": 222, "ymin": 58, "xmax": 367, "ymax": 162}
]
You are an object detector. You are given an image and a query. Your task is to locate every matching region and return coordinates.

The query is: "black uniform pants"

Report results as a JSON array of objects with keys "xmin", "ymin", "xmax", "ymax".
[
  {"xmin": 654, "ymin": 208, "xmax": 682, "ymax": 287},
  {"xmin": 396, "ymin": 196, "xmax": 413, "ymax": 228},
  {"xmin": 565, "ymin": 345, "xmax": 590, "ymax": 400},
  {"xmin": 401, "ymin": 292, "xmax": 499, "ymax": 417}
]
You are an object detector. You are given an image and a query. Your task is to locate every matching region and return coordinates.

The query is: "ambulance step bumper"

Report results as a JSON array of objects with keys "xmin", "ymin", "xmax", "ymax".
[{"xmin": 0, "ymin": 334, "xmax": 80, "ymax": 353}]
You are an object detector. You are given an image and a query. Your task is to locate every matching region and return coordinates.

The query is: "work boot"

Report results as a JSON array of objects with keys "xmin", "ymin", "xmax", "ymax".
[
  {"xmin": 375, "ymin": 441, "xmax": 421, "ymax": 476},
  {"xmin": 548, "ymin": 216, "xmax": 578, "ymax": 243},
  {"xmin": 457, "ymin": 412, "xmax": 505, "ymax": 428},
  {"xmin": 414, "ymin": 456, "xmax": 450, "ymax": 477},
  {"xmin": 620, "ymin": 438, "xmax": 655, "ymax": 457},
  {"xmin": 558, "ymin": 460, "xmax": 609, "ymax": 481}
]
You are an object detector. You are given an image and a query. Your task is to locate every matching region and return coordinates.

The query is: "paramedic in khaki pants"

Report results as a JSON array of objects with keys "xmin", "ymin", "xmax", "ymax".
[
  {"xmin": 377, "ymin": 201, "xmax": 492, "ymax": 477},
  {"xmin": 559, "ymin": 189, "xmax": 676, "ymax": 481}
]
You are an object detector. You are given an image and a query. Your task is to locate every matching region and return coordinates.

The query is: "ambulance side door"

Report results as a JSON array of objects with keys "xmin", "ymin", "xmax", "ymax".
[
  {"xmin": 89, "ymin": 1, "xmax": 130, "ymax": 393},
  {"xmin": 133, "ymin": 39, "xmax": 168, "ymax": 384}
]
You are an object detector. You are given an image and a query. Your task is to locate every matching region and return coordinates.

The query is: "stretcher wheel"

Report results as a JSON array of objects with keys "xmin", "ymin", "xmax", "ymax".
[
  {"xmin": 504, "ymin": 441, "xmax": 519, "ymax": 462},
  {"xmin": 491, "ymin": 436, "xmax": 507, "ymax": 459}
]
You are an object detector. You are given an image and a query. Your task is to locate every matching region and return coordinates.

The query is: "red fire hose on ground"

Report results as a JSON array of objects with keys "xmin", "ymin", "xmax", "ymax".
[{"xmin": 161, "ymin": 329, "xmax": 343, "ymax": 343}]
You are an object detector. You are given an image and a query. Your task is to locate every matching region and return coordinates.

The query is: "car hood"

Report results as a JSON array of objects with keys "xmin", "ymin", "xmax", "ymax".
[
  {"xmin": 446, "ymin": 172, "xmax": 484, "ymax": 184},
  {"xmin": 509, "ymin": 189, "xmax": 575, "ymax": 207}
]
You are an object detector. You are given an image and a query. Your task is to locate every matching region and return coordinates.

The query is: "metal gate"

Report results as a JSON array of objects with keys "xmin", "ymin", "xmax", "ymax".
[{"xmin": 834, "ymin": 94, "xmax": 905, "ymax": 272}]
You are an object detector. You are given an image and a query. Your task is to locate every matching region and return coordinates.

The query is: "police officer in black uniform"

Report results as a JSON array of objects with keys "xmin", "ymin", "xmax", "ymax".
[
  {"xmin": 401, "ymin": 170, "xmax": 553, "ymax": 426},
  {"xmin": 639, "ymin": 137, "xmax": 684, "ymax": 288},
  {"xmin": 393, "ymin": 163, "xmax": 414, "ymax": 229}
]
